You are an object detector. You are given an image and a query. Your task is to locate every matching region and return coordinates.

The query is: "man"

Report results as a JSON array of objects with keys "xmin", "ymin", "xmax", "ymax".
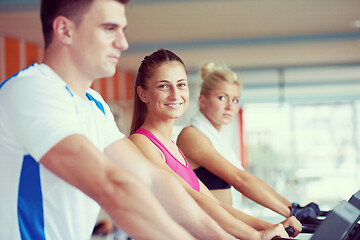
[{"xmin": 0, "ymin": 0, "xmax": 234, "ymax": 239}]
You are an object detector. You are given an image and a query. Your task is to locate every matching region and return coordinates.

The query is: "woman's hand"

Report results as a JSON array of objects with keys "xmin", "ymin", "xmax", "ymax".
[
  {"xmin": 258, "ymin": 224, "xmax": 288, "ymax": 240},
  {"xmin": 280, "ymin": 216, "xmax": 302, "ymax": 237}
]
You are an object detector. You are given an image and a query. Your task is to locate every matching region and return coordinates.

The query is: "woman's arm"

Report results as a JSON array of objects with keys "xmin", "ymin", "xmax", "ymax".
[
  {"xmin": 197, "ymin": 181, "xmax": 274, "ymax": 231},
  {"xmin": 219, "ymin": 200, "xmax": 301, "ymax": 235},
  {"xmin": 129, "ymin": 134, "xmax": 291, "ymax": 240},
  {"xmin": 198, "ymin": 181, "xmax": 301, "ymax": 236},
  {"xmin": 177, "ymin": 126, "xmax": 292, "ymax": 217}
]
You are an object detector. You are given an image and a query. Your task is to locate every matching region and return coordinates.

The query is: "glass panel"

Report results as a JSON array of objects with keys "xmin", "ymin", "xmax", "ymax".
[{"xmin": 241, "ymin": 101, "xmax": 360, "ymax": 221}]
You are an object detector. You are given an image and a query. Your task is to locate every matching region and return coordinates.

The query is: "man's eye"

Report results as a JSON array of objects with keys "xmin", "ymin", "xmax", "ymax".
[
  {"xmin": 233, "ymin": 99, "xmax": 239, "ymax": 104},
  {"xmin": 179, "ymin": 83, "xmax": 187, "ymax": 88},
  {"xmin": 105, "ymin": 27, "xmax": 115, "ymax": 31},
  {"xmin": 159, "ymin": 84, "xmax": 168, "ymax": 89},
  {"xmin": 219, "ymin": 96, "xmax": 226, "ymax": 101},
  {"xmin": 103, "ymin": 24, "xmax": 117, "ymax": 32}
]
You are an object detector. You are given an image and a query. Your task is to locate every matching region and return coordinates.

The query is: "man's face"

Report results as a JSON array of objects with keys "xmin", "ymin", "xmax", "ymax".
[{"xmin": 70, "ymin": 0, "xmax": 129, "ymax": 79}]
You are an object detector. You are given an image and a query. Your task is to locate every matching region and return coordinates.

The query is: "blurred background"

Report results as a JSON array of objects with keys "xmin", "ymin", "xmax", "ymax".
[{"xmin": 1, "ymin": 0, "xmax": 360, "ymax": 238}]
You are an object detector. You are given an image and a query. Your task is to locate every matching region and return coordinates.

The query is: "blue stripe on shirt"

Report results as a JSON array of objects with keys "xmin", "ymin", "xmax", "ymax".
[
  {"xmin": 17, "ymin": 155, "xmax": 46, "ymax": 240},
  {"xmin": 0, "ymin": 64, "xmax": 35, "ymax": 89},
  {"xmin": 86, "ymin": 92, "xmax": 105, "ymax": 115}
]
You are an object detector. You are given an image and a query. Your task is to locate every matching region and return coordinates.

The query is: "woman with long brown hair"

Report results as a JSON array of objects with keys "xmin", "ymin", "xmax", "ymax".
[{"xmin": 129, "ymin": 49, "xmax": 301, "ymax": 240}]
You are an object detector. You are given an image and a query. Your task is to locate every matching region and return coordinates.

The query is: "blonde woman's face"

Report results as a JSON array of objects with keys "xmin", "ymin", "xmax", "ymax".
[
  {"xmin": 200, "ymin": 81, "xmax": 240, "ymax": 131},
  {"xmin": 140, "ymin": 61, "xmax": 189, "ymax": 120}
]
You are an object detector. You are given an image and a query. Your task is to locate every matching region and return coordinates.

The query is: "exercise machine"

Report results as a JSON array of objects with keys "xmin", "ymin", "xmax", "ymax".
[{"xmin": 273, "ymin": 194, "xmax": 360, "ymax": 240}]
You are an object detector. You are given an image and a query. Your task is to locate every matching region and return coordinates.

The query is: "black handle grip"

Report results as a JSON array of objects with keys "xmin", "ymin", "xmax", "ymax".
[
  {"xmin": 301, "ymin": 217, "xmax": 323, "ymax": 225},
  {"xmin": 271, "ymin": 226, "xmax": 295, "ymax": 240},
  {"xmin": 285, "ymin": 226, "xmax": 295, "ymax": 237},
  {"xmin": 319, "ymin": 210, "xmax": 329, "ymax": 216},
  {"xmin": 272, "ymin": 238, "xmax": 298, "ymax": 240},
  {"xmin": 302, "ymin": 223, "xmax": 318, "ymax": 233}
]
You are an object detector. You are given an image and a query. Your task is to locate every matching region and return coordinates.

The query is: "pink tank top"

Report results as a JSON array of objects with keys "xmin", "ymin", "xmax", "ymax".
[{"xmin": 134, "ymin": 128, "xmax": 200, "ymax": 191}]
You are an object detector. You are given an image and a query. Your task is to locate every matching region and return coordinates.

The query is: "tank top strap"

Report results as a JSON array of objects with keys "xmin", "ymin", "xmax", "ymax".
[{"xmin": 134, "ymin": 128, "xmax": 166, "ymax": 152}]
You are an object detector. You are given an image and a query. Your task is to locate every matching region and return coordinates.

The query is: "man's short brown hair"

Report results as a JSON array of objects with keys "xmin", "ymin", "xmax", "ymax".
[{"xmin": 40, "ymin": 0, "xmax": 130, "ymax": 48}]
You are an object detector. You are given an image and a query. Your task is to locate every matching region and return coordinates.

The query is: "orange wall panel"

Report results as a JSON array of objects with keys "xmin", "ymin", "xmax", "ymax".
[
  {"xmin": 113, "ymin": 70, "xmax": 120, "ymax": 101},
  {"xmin": 99, "ymin": 77, "xmax": 108, "ymax": 101},
  {"xmin": 25, "ymin": 42, "xmax": 39, "ymax": 67},
  {"xmin": 125, "ymin": 71, "xmax": 133, "ymax": 100},
  {"xmin": 5, "ymin": 36, "xmax": 20, "ymax": 79}
]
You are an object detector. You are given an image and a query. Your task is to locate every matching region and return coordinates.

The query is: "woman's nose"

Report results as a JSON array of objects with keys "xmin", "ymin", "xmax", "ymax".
[
  {"xmin": 169, "ymin": 87, "xmax": 179, "ymax": 99},
  {"xmin": 225, "ymin": 99, "xmax": 231, "ymax": 110}
]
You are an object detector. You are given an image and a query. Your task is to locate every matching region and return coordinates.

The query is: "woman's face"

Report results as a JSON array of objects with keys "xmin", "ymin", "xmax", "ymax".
[
  {"xmin": 138, "ymin": 61, "xmax": 189, "ymax": 120},
  {"xmin": 200, "ymin": 81, "xmax": 241, "ymax": 131}
]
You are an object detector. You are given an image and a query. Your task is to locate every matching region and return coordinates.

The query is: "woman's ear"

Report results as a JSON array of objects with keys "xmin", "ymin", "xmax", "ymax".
[
  {"xmin": 137, "ymin": 86, "xmax": 149, "ymax": 103},
  {"xmin": 198, "ymin": 94, "xmax": 206, "ymax": 109},
  {"xmin": 52, "ymin": 16, "xmax": 74, "ymax": 46}
]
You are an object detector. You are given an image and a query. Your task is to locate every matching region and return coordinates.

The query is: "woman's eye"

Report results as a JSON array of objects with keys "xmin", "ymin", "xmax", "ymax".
[
  {"xmin": 219, "ymin": 96, "xmax": 226, "ymax": 101},
  {"xmin": 233, "ymin": 99, "xmax": 239, "ymax": 104}
]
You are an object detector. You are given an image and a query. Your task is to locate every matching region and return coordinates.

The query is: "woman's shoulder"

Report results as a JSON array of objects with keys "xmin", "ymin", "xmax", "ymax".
[
  {"xmin": 129, "ymin": 132, "xmax": 149, "ymax": 144},
  {"xmin": 177, "ymin": 126, "xmax": 212, "ymax": 152},
  {"xmin": 178, "ymin": 126, "xmax": 206, "ymax": 141},
  {"xmin": 178, "ymin": 126, "xmax": 197, "ymax": 137},
  {"xmin": 129, "ymin": 132, "xmax": 153, "ymax": 150},
  {"xmin": 129, "ymin": 132, "xmax": 165, "ymax": 163}
]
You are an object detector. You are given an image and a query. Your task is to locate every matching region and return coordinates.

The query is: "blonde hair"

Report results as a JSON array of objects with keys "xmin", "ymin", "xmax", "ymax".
[{"xmin": 200, "ymin": 62, "xmax": 241, "ymax": 96}]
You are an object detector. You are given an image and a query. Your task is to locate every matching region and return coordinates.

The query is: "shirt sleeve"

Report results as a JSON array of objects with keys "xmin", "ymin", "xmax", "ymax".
[
  {"xmin": 95, "ymin": 91, "xmax": 125, "ymax": 148},
  {"xmin": 5, "ymin": 75, "xmax": 84, "ymax": 161}
]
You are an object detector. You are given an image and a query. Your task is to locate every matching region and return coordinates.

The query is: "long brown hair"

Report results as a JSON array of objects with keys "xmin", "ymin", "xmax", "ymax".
[{"xmin": 130, "ymin": 49, "xmax": 186, "ymax": 134}]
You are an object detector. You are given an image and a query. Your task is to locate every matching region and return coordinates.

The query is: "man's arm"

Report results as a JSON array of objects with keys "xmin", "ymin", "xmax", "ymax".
[
  {"xmin": 105, "ymin": 137, "xmax": 234, "ymax": 240},
  {"xmin": 40, "ymin": 134, "xmax": 195, "ymax": 240}
]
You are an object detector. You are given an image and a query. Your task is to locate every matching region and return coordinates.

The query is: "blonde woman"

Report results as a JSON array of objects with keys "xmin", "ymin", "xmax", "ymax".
[{"xmin": 177, "ymin": 62, "xmax": 319, "ymax": 222}]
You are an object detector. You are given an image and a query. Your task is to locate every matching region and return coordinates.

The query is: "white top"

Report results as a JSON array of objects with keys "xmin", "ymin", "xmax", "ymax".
[
  {"xmin": 191, "ymin": 112, "xmax": 244, "ymax": 209},
  {"xmin": 191, "ymin": 112, "xmax": 243, "ymax": 170},
  {"xmin": 0, "ymin": 64, "xmax": 124, "ymax": 240}
]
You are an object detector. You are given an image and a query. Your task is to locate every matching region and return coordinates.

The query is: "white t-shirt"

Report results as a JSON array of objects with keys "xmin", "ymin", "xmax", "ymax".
[{"xmin": 0, "ymin": 64, "xmax": 124, "ymax": 240}]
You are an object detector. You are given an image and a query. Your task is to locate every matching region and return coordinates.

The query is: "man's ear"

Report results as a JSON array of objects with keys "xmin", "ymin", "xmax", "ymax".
[
  {"xmin": 137, "ymin": 86, "xmax": 149, "ymax": 103},
  {"xmin": 52, "ymin": 16, "xmax": 74, "ymax": 46}
]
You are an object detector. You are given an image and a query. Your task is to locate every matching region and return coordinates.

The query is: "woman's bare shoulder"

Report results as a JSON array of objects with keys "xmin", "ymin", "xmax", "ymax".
[{"xmin": 178, "ymin": 126, "xmax": 208, "ymax": 143}]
